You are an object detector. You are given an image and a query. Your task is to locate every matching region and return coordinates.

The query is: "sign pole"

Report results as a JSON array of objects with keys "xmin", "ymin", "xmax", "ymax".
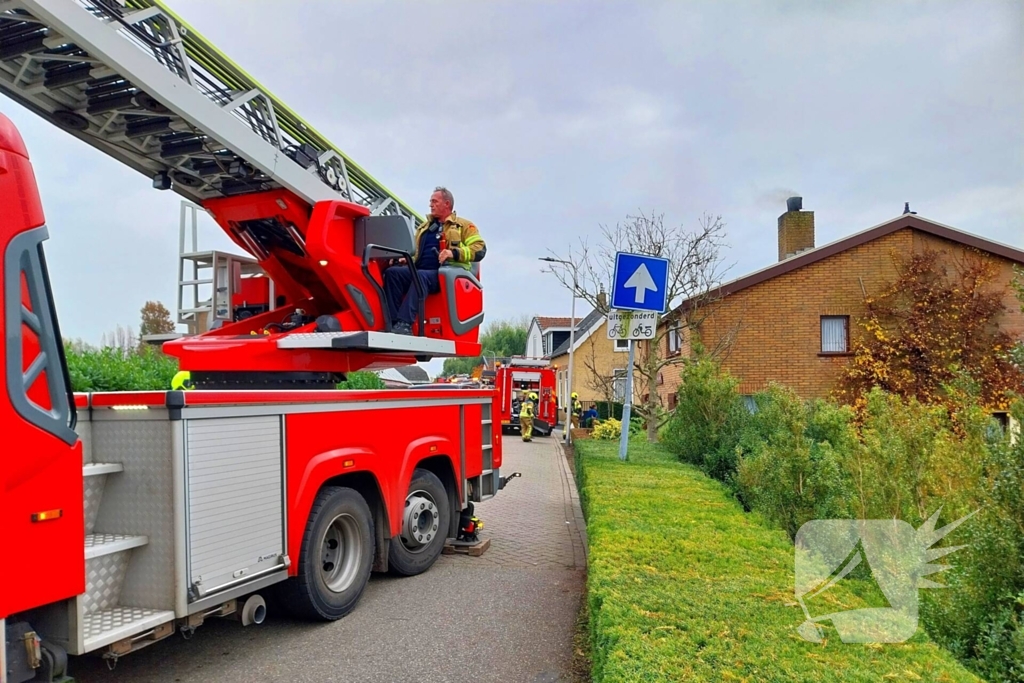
[
  {"xmin": 565, "ymin": 284, "xmax": 576, "ymax": 445},
  {"xmin": 618, "ymin": 339, "xmax": 635, "ymax": 462}
]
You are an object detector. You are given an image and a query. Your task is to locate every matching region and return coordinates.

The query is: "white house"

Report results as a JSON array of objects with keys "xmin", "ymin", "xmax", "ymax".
[{"xmin": 525, "ymin": 316, "xmax": 580, "ymax": 359}]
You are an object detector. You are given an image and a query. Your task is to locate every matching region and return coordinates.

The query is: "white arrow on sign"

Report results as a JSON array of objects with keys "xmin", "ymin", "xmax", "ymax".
[{"xmin": 623, "ymin": 263, "xmax": 657, "ymax": 304}]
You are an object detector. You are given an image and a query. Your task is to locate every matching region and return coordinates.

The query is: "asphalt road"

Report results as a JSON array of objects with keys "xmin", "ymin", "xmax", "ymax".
[{"xmin": 68, "ymin": 434, "xmax": 587, "ymax": 683}]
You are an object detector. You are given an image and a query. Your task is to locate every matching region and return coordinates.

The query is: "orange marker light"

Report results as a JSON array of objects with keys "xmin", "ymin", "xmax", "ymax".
[
  {"xmin": 31, "ymin": 509, "xmax": 63, "ymax": 523},
  {"xmin": 343, "ymin": 460, "xmax": 355, "ymax": 468}
]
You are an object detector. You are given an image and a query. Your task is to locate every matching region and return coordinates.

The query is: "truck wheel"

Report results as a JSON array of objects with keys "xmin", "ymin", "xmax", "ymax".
[
  {"xmin": 281, "ymin": 486, "xmax": 374, "ymax": 620},
  {"xmin": 388, "ymin": 468, "xmax": 450, "ymax": 576}
]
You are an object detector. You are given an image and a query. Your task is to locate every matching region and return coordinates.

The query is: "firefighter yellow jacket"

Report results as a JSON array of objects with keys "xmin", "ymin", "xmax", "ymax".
[
  {"xmin": 413, "ymin": 213, "xmax": 485, "ymax": 270},
  {"xmin": 521, "ymin": 400, "xmax": 535, "ymax": 418}
]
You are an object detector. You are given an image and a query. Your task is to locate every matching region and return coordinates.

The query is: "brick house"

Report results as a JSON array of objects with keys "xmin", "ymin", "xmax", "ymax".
[{"xmin": 655, "ymin": 199, "xmax": 1024, "ymax": 409}]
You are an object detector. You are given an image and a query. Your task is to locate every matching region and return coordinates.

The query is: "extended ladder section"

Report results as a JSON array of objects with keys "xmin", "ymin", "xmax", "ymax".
[{"xmin": 0, "ymin": 0, "xmax": 418, "ymax": 220}]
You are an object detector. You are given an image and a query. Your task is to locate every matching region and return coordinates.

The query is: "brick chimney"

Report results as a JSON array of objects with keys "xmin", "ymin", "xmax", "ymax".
[
  {"xmin": 597, "ymin": 286, "xmax": 607, "ymax": 309},
  {"xmin": 778, "ymin": 196, "xmax": 814, "ymax": 261}
]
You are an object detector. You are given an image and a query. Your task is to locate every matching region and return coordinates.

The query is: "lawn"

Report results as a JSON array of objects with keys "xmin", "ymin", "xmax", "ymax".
[{"xmin": 574, "ymin": 439, "xmax": 982, "ymax": 683}]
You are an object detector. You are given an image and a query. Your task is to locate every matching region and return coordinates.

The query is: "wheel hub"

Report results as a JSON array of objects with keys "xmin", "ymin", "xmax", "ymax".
[
  {"xmin": 401, "ymin": 494, "xmax": 439, "ymax": 550},
  {"xmin": 320, "ymin": 513, "xmax": 362, "ymax": 593}
]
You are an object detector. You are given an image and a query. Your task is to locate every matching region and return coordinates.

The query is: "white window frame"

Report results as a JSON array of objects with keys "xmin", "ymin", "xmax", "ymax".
[
  {"xmin": 667, "ymin": 324, "xmax": 683, "ymax": 354},
  {"xmin": 614, "ymin": 339, "xmax": 629, "ymax": 353},
  {"xmin": 612, "ymin": 368, "xmax": 627, "ymax": 402},
  {"xmin": 820, "ymin": 315, "xmax": 849, "ymax": 354}
]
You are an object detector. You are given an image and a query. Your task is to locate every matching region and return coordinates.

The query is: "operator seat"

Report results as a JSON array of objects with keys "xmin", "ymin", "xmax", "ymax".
[{"xmin": 354, "ymin": 215, "xmax": 484, "ymax": 342}]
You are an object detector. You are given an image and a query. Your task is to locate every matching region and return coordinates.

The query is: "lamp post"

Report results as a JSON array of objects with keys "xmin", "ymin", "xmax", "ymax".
[{"xmin": 540, "ymin": 255, "xmax": 576, "ymax": 445}]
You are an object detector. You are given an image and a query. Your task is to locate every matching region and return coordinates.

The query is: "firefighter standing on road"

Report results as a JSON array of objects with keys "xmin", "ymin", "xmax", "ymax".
[
  {"xmin": 570, "ymin": 392, "xmax": 583, "ymax": 428},
  {"xmin": 520, "ymin": 392, "xmax": 536, "ymax": 442}
]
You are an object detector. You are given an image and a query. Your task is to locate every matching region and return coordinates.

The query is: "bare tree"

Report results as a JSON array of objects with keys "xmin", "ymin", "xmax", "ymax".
[
  {"xmin": 547, "ymin": 211, "xmax": 731, "ymax": 441},
  {"xmin": 100, "ymin": 325, "xmax": 137, "ymax": 355},
  {"xmin": 580, "ymin": 335, "xmax": 617, "ymax": 402}
]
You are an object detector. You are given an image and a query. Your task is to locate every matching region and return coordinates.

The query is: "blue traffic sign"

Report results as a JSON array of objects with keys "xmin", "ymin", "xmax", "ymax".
[{"xmin": 611, "ymin": 252, "xmax": 670, "ymax": 313}]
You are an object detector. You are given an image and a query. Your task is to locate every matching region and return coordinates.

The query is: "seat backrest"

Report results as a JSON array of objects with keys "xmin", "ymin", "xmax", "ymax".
[{"xmin": 353, "ymin": 215, "xmax": 414, "ymax": 258}]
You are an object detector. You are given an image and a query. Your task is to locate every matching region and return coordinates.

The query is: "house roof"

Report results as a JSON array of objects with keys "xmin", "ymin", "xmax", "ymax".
[
  {"xmin": 549, "ymin": 307, "xmax": 606, "ymax": 357},
  {"xmin": 534, "ymin": 316, "xmax": 579, "ymax": 331},
  {"xmin": 376, "ymin": 367, "xmax": 411, "ymax": 385},
  {"xmin": 679, "ymin": 213, "xmax": 1024, "ymax": 311},
  {"xmin": 394, "ymin": 365, "xmax": 430, "ymax": 383}
]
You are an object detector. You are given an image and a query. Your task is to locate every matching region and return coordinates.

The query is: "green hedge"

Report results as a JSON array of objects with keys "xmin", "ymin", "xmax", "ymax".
[
  {"xmin": 66, "ymin": 345, "xmax": 179, "ymax": 392},
  {"xmin": 65, "ymin": 344, "xmax": 386, "ymax": 392},
  {"xmin": 574, "ymin": 439, "xmax": 980, "ymax": 683},
  {"xmin": 595, "ymin": 401, "xmax": 624, "ymax": 421}
]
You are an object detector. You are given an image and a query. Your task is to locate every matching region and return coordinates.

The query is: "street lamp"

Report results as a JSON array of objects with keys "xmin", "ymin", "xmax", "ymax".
[{"xmin": 539, "ymin": 255, "xmax": 576, "ymax": 445}]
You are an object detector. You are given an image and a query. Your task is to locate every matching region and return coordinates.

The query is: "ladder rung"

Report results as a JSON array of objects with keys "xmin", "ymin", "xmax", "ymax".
[{"xmin": 179, "ymin": 279, "xmax": 212, "ymax": 285}]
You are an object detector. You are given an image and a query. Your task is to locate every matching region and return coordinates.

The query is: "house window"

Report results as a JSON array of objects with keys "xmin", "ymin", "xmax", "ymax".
[
  {"xmin": 820, "ymin": 316, "xmax": 849, "ymax": 354},
  {"xmin": 612, "ymin": 369, "xmax": 627, "ymax": 402},
  {"xmin": 668, "ymin": 392, "xmax": 678, "ymax": 410},
  {"xmin": 667, "ymin": 325, "xmax": 683, "ymax": 355},
  {"xmin": 741, "ymin": 395, "xmax": 758, "ymax": 414},
  {"xmin": 614, "ymin": 339, "xmax": 629, "ymax": 352}
]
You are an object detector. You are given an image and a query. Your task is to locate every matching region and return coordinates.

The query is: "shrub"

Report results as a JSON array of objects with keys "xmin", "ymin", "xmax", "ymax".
[
  {"xmin": 734, "ymin": 386, "xmax": 855, "ymax": 539},
  {"xmin": 337, "ymin": 371, "xmax": 386, "ymax": 390},
  {"xmin": 591, "ymin": 419, "xmax": 621, "ymax": 440},
  {"xmin": 921, "ymin": 399, "xmax": 1024, "ymax": 682},
  {"xmin": 850, "ymin": 387, "xmax": 982, "ymax": 523},
  {"xmin": 661, "ymin": 358, "xmax": 748, "ymax": 481},
  {"xmin": 591, "ymin": 417, "xmax": 644, "ymax": 441},
  {"xmin": 66, "ymin": 344, "xmax": 179, "ymax": 392}
]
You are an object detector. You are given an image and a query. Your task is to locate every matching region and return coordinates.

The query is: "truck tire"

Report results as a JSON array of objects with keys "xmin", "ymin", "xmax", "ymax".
[
  {"xmin": 388, "ymin": 468, "xmax": 450, "ymax": 576},
  {"xmin": 280, "ymin": 486, "xmax": 374, "ymax": 621}
]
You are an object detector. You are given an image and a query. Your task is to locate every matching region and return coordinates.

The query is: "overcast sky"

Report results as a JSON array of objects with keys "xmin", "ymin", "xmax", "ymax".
[{"xmin": 4, "ymin": 0, "xmax": 1021, "ymax": 377}]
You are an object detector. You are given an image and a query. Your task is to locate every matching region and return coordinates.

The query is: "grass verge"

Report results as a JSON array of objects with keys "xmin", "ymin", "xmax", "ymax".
[{"xmin": 575, "ymin": 439, "xmax": 981, "ymax": 683}]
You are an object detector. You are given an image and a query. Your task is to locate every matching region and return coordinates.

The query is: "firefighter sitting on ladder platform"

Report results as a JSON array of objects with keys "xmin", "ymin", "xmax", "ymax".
[{"xmin": 384, "ymin": 186, "xmax": 486, "ymax": 335}]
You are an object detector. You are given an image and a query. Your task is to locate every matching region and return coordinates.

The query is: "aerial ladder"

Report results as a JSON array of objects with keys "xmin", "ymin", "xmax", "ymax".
[{"xmin": 0, "ymin": 0, "xmax": 486, "ymax": 389}]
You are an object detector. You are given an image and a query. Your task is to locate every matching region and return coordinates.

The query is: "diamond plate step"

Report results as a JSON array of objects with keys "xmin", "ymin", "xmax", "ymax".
[
  {"xmin": 83, "ymin": 534, "xmax": 149, "ymax": 617},
  {"xmin": 82, "ymin": 607, "xmax": 175, "ymax": 653},
  {"xmin": 83, "ymin": 463, "xmax": 124, "ymax": 534},
  {"xmin": 85, "ymin": 533, "xmax": 148, "ymax": 560}
]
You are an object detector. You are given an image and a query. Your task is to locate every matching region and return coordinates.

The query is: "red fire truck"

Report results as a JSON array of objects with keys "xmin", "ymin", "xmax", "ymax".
[
  {"xmin": 0, "ymin": 2, "xmax": 510, "ymax": 680},
  {"xmin": 496, "ymin": 358, "xmax": 560, "ymax": 437}
]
